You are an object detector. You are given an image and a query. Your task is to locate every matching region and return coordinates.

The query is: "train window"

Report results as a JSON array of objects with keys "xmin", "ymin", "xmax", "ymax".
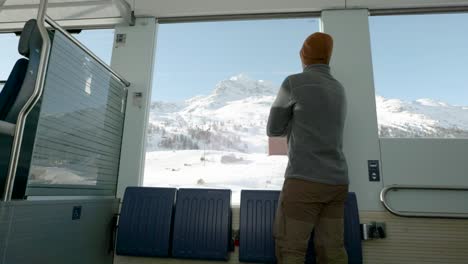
[
  {"xmin": 370, "ymin": 14, "xmax": 468, "ymax": 138},
  {"xmin": 0, "ymin": 33, "xmax": 21, "ymax": 85},
  {"xmin": 74, "ymin": 29, "xmax": 115, "ymax": 64},
  {"xmin": 145, "ymin": 18, "xmax": 320, "ymax": 203},
  {"xmin": 0, "ymin": 29, "xmax": 114, "ymax": 91}
]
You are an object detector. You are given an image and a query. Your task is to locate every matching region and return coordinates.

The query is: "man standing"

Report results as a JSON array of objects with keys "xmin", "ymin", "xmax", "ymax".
[{"xmin": 267, "ymin": 32, "xmax": 349, "ymax": 264}]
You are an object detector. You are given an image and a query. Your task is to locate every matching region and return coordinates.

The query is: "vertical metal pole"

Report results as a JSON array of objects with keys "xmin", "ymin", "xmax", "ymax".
[{"xmin": 2, "ymin": 0, "xmax": 51, "ymax": 201}]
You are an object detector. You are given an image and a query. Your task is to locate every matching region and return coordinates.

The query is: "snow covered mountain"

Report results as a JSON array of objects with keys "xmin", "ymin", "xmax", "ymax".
[
  {"xmin": 146, "ymin": 74, "xmax": 468, "ymax": 154},
  {"xmin": 376, "ymin": 96, "xmax": 468, "ymax": 138},
  {"xmin": 146, "ymin": 74, "xmax": 277, "ymax": 153}
]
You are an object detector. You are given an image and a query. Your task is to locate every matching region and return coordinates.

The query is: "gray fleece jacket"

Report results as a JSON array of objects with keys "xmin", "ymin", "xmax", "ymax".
[{"xmin": 267, "ymin": 64, "xmax": 349, "ymax": 185}]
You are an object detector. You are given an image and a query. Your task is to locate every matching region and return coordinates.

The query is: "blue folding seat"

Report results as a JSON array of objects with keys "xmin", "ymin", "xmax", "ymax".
[
  {"xmin": 172, "ymin": 188, "xmax": 232, "ymax": 260},
  {"xmin": 239, "ymin": 190, "xmax": 280, "ymax": 263},
  {"xmin": 116, "ymin": 187, "xmax": 177, "ymax": 257}
]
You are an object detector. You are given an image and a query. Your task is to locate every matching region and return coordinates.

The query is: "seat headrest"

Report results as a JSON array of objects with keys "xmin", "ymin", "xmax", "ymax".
[{"xmin": 18, "ymin": 19, "xmax": 38, "ymax": 58}]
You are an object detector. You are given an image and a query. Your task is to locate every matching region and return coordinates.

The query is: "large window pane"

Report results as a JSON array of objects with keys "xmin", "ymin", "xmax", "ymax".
[
  {"xmin": 370, "ymin": 14, "xmax": 468, "ymax": 138},
  {"xmin": 75, "ymin": 29, "xmax": 115, "ymax": 64},
  {"xmin": 145, "ymin": 18, "xmax": 320, "ymax": 203},
  {"xmin": 0, "ymin": 33, "xmax": 21, "ymax": 82}
]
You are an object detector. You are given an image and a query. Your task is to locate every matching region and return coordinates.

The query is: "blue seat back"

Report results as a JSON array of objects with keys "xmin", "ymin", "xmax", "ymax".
[
  {"xmin": 172, "ymin": 188, "xmax": 232, "ymax": 260},
  {"xmin": 239, "ymin": 190, "xmax": 280, "ymax": 263},
  {"xmin": 2, "ymin": 19, "xmax": 42, "ymax": 124},
  {"xmin": 343, "ymin": 193, "xmax": 363, "ymax": 264},
  {"xmin": 116, "ymin": 187, "xmax": 177, "ymax": 257}
]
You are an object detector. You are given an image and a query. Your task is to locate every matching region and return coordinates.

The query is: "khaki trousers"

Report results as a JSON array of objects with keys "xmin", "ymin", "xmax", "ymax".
[{"xmin": 274, "ymin": 178, "xmax": 348, "ymax": 264}]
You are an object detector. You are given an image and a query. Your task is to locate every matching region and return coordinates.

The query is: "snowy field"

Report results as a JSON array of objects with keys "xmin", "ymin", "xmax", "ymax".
[{"xmin": 144, "ymin": 150, "xmax": 288, "ymax": 204}]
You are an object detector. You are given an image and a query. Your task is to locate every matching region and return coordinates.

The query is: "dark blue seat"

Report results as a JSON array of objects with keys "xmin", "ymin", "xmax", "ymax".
[
  {"xmin": 172, "ymin": 188, "xmax": 232, "ymax": 261},
  {"xmin": 116, "ymin": 187, "xmax": 177, "ymax": 257},
  {"xmin": 343, "ymin": 193, "xmax": 363, "ymax": 264},
  {"xmin": 1, "ymin": 19, "xmax": 43, "ymax": 199},
  {"xmin": 0, "ymin": 59, "xmax": 29, "ymax": 120},
  {"xmin": 239, "ymin": 190, "xmax": 280, "ymax": 263},
  {"xmin": 238, "ymin": 191, "xmax": 362, "ymax": 264},
  {"xmin": 0, "ymin": 59, "xmax": 28, "ymax": 191}
]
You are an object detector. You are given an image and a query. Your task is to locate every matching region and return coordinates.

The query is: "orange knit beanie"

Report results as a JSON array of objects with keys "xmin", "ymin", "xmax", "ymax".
[{"xmin": 300, "ymin": 32, "xmax": 334, "ymax": 65}]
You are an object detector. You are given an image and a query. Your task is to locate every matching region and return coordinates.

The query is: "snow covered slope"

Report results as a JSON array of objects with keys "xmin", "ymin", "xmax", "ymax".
[
  {"xmin": 147, "ymin": 74, "xmax": 277, "ymax": 153},
  {"xmin": 376, "ymin": 96, "xmax": 468, "ymax": 138},
  {"xmin": 145, "ymin": 150, "xmax": 288, "ymax": 203}
]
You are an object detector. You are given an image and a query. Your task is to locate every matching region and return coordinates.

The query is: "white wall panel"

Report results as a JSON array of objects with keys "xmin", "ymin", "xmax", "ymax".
[
  {"xmin": 380, "ymin": 138, "xmax": 468, "ymax": 216},
  {"xmin": 380, "ymin": 139, "xmax": 468, "ymax": 186},
  {"xmin": 111, "ymin": 18, "xmax": 157, "ymax": 198},
  {"xmin": 322, "ymin": 9, "xmax": 383, "ymax": 211},
  {"xmin": 361, "ymin": 211, "xmax": 468, "ymax": 264}
]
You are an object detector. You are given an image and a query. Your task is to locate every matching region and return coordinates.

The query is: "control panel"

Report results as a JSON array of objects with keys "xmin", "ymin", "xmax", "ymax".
[{"xmin": 368, "ymin": 160, "xmax": 380, "ymax": 182}]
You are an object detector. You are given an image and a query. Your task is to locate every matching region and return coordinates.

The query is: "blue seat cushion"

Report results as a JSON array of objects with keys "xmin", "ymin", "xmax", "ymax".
[{"xmin": 239, "ymin": 190, "xmax": 280, "ymax": 263}]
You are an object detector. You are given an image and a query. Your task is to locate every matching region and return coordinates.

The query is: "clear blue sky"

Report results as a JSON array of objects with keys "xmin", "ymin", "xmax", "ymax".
[
  {"xmin": 153, "ymin": 18, "xmax": 318, "ymax": 101},
  {"xmin": 369, "ymin": 13, "xmax": 468, "ymax": 105},
  {"xmin": 1, "ymin": 14, "xmax": 467, "ymax": 105},
  {"xmin": 152, "ymin": 14, "xmax": 468, "ymax": 104}
]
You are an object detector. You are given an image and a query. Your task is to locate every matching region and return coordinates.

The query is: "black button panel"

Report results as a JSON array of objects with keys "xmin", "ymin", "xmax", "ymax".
[
  {"xmin": 72, "ymin": 206, "xmax": 82, "ymax": 220},
  {"xmin": 368, "ymin": 160, "xmax": 380, "ymax": 182}
]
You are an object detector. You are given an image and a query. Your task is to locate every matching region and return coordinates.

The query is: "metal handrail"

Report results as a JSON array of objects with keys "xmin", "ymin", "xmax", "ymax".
[
  {"xmin": 380, "ymin": 184, "xmax": 468, "ymax": 219},
  {"xmin": 2, "ymin": 0, "xmax": 51, "ymax": 202},
  {"xmin": 44, "ymin": 15, "xmax": 131, "ymax": 87}
]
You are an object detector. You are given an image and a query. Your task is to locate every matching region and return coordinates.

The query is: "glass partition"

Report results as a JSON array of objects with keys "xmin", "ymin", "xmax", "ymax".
[{"xmin": 26, "ymin": 30, "xmax": 127, "ymax": 196}]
